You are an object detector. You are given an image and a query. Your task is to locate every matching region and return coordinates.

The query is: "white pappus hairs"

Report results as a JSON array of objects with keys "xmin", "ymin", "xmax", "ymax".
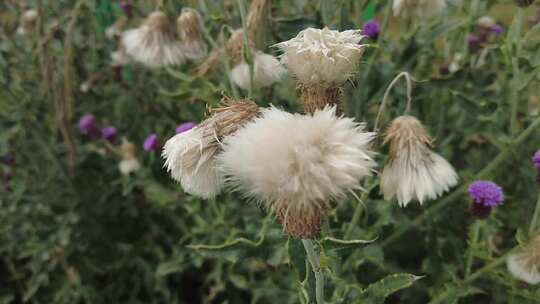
[
  {"xmin": 393, "ymin": 0, "xmax": 447, "ymax": 19},
  {"xmin": 230, "ymin": 51, "xmax": 287, "ymax": 90},
  {"xmin": 274, "ymin": 27, "xmax": 367, "ymax": 87},
  {"xmin": 162, "ymin": 98, "xmax": 260, "ymax": 199},
  {"xmin": 380, "ymin": 115, "xmax": 458, "ymax": 207},
  {"xmin": 507, "ymin": 235, "xmax": 540, "ymax": 285},
  {"xmin": 217, "ymin": 106, "xmax": 377, "ymax": 238},
  {"xmin": 121, "ymin": 11, "xmax": 185, "ymax": 68},
  {"xmin": 177, "ymin": 7, "xmax": 208, "ymax": 60}
]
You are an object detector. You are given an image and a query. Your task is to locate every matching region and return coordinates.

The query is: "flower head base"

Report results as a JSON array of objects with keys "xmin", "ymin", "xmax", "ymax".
[
  {"xmin": 230, "ymin": 51, "xmax": 286, "ymax": 90},
  {"xmin": 380, "ymin": 116, "xmax": 458, "ymax": 207},
  {"xmin": 507, "ymin": 235, "xmax": 540, "ymax": 284},
  {"xmin": 119, "ymin": 139, "xmax": 141, "ymax": 175},
  {"xmin": 218, "ymin": 106, "xmax": 376, "ymax": 238},
  {"xmin": 393, "ymin": 0, "xmax": 446, "ymax": 19},
  {"xmin": 121, "ymin": 11, "xmax": 184, "ymax": 68},
  {"xmin": 363, "ymin": 20, "xmax": 380, "ymax": 40},
  {"xmin": 176, "ymin": 122, "xmax": 197, "ymax": 134},
  {"xmin": 143, "ymin": 134, "xmax": 160, "ymax": 151},
  {"xmin": 275, "ymin": 27, "xmax": 367, "ymax": 87},
  {"xmin": 177, "ymin": 8, "xmax": 208, "ymax": 60},
  {"xmin": 163, "ymin": 98, "xmax": 260, "ymax": 199},
  {"xmin": 468, "ymin": 181, "xmax": 504, "ymax": 207}
]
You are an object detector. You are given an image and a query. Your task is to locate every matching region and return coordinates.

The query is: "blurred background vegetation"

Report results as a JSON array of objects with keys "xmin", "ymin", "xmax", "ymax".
[{"xmin": 2, "ymin": 0, "xmax": 540, "ymax": 303}]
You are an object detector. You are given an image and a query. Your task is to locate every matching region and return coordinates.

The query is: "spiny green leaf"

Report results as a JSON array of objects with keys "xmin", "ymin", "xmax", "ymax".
[{"xmin": 355, "ymin": 273, "xmax": 423, "ymax": 304}]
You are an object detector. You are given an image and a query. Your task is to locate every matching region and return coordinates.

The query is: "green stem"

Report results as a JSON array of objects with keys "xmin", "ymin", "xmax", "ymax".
[
  {"xmin": 528, "ymin": 191, "xmax": 540, "ymax": 236},
  {"xmin": 382, "ymin": 115, "xmax": 540, "ymax": 248},
  {"xmin": 302, "ymin": 239, "xmax": 325, "ymax": 304},
  {"xmin": 429, "ymin": 250, "xmax": 513, "ymax": 304},
  {"xmin": 510, "ymin": 8, "xmax": 525, "ymax": 135},
  {"xmin": 355, "ymin": 0, "xmax": 392, "ymax": 118},
  {"xmin": 237, "ymin": 0, "xmax": 254, "ymax": 98},
  {"xmin": 465, "ymin": 221, "xmax": 481, "ymax": 278}
]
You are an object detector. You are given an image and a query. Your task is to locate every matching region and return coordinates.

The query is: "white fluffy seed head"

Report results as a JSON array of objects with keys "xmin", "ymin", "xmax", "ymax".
[
  {"xmin": 507, "ymin": 236, "xmax": 540, "ymax": 285},
  {"xmin": 393, "ymin": 0, "xmax": 446, "ymax": 19},
  {"xmin": 230, "ymin": 51, "xmax": 287, "ymax": 90},
  {"xmin": 380, "ymin": 116, "xmax": 458, "ymax": 207},
  {"xmin": 121, "ymin": 11, "xmax": 185, "ymax": 68},
  {"xmin": 274, "ymin": 27, "xmax": 367, "ymax": 87},
  {"xmin": 218, "ymin": 106, "xmax": 377, "ymax": 215},
  {"xmin": 177, "ymin": 8, "xmax": 208, "ymax": 60},
  {"xmin": 162, "ymin": 99, "xmax": 260, "ymax": 199}
]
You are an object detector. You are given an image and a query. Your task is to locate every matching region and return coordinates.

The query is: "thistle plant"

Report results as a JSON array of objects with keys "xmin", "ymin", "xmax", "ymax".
[{"xmin": 4, "ymin": 1, "xmax": 540, "ymax": 303}]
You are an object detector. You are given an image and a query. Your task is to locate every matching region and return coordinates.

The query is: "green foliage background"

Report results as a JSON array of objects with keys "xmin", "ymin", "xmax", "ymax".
[{"xmin": 1, "ymin": 0, "xmax": 540, "ymax": 303}]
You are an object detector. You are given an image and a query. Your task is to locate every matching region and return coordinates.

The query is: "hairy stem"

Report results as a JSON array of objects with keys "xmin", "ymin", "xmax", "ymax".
[
  {"xmin": 465, "ymin": 221, "xmax": 481, "ymax": 278},
  {"xmin": 529, "ymin": 191, "xmax": 540, "ymax": 236},
  {"xmin": 429, "ymin": 250, "xmax": 513, "ymax": 304},
  {"xmin": 302, "ymin": 239, "xmax": 324, "ymax": 304}
]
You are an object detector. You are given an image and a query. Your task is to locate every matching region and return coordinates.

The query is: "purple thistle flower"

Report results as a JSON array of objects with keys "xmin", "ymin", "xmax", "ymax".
[
  {"xmin": 490, "ymin": 24, "xmax": 504, "ymax": 36},
  {"xmin": 119, "ymin": 0, "xmax": 132, "ymax": 17},
  {"xmin": 101, "ymin": 126, "xmax": 118, "ymax": 142},
  {"xmin": 176, "ymin": 122, "xmax": 197, "ymax": 134},
  {"xmin": 533, "ymin": 150, "xmax": 540, "ymax": 170},
  {"xmin": 362, "ymin": 20, "xmax": 380, "ymax": 40},
  {"xmin": 468, "ymin": 180, "xmax": 504, "ymax": 207},
  {"xmin": 143, "ymin": 134, "xmax": 160, "ymax": 151},
  {"xmin": 468, "ymin": 34, "xmax": 482, "ymax": 52},
  {"xmin": 78, "ymin": 114, "xmax": 99, "ymax": 138},
  {"xmin": 439, "ymin": 63, "xmax": 450, "ymax": 76},
  {"xmin": 2, "ymin": 154, "xmax": 15, "ymax": 166}
]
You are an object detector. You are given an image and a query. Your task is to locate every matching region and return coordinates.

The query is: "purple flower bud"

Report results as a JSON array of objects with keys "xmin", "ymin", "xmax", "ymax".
[
  {"xmin": 78, "ymin": 114, "xmax": 99, "ymax": 138},
  {"xmin": 176, "ymin": 122, "xmax": 197, "ymax": 134},
  {"xmin": 468, "ymin": 180, "xmax": 504, "ymax": 207},
  {"xmin": 119, "ymin": 0, "xmax": 132, "ymax": 17},
  {"xmin": 101, "ymin": 126, "xmax": 118, "ymax": 142},
  {"xmin": 533, "ymin": 150, "xmax": 540, "ymax": 170},
  {"xmin": 490, "ymin": 24, "xmax": 504, "ymax": 36},
  {"xmin": 362, "ymin": 20, "xmax": 380, "ymax": 40},
  {"xmin": 3, "ymin": 154, "xmax": 15, "ymax": 166},
  {"xmin": 143, "ymin": 134, "xmax": 160, "ymax": 151},
  {"xmin": 468, "ymin": 34, "xmax": 482, "ymax": 52},
  {"xmin": 439, "ymin": 63, "xmax": 450, "ymax": 76}
]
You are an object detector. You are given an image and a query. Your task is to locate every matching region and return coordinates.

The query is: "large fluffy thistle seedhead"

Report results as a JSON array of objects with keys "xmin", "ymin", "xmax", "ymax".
[
  {"xmin": 380, "ymin": 116, "xmax": 458, "ymax": 207},
  {"xmin": 507, "ymin": 235, "xmax": 540, "ymax": 284},
  {"xmin": 121, "ymin": 11, "xmax": 185, "ymax": 68},
  {"xmin": 218, "ymin": 106, "xmax": 376, "ymax": 238},
  {"xmin": 274, "ymin": 27, "xmax": 367, "ymax": 87},
  {"xmin": 230, "ymin": 51, "xmax": 286, "ymax": 90},
  {"xmin": 393, "ymin": 0, "xmax": 446, "ymax": 19},
  {"xmin": 162, "ymin": 99, "xmax": 260, "ymax": 199},
  {"xmin": 177, "ymin": 8, "xmax": 208, "ymax": 60}
]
